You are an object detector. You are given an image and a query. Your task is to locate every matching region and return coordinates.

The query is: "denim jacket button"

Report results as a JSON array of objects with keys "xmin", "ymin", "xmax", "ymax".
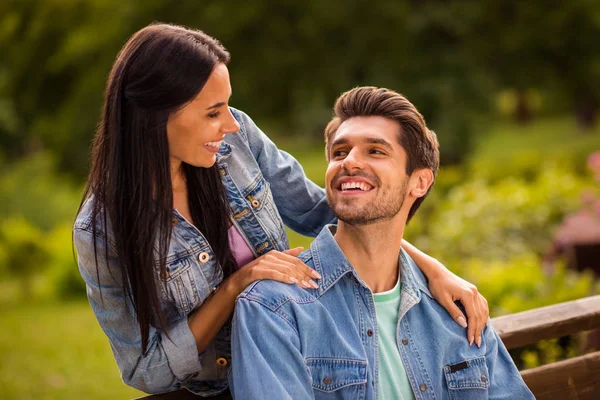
[
  {"xmin": 419, "ymin": 384, "xmax": 427, "ymax": 392},
  {"xmin": 199, "ymin": 252, "xmax": 210, "ymax": 263},
  {"xmin": 402, "ymin": 338, "xmax": 409, "ymax": 345},
  {"xmin": 251, "ymin": 199, "xmax": 260, "ymax": 208},
  {"xmin": 216, "ymin": 357, "xmax": 228, "ymax": 367},
  {"xmin": 481, "ymin": 375, "xmax": 487, "ymax": 382},
  {"xmin": 171, "ymin": 217, "xmax": 178, "ymax": 226},
  {"xmin": 367, "ymin": 329, "xmax": 373, "ymax": 337},
  {"xmin": 323, "ymin": 377, "xmax": 332, "ymax": 385}
]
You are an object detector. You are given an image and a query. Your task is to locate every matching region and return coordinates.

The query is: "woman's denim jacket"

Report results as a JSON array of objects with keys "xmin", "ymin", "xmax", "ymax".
[
  {"xmin": 230, "ymin": 226, "xmax": 535, "ymax": 400},
  {"xmin": 73, "ymin": 108, "xmax": 335, "ymax": 396}
]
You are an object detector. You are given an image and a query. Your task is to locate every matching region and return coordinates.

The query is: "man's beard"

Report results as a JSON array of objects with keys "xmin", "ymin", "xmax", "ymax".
[{"xmin": 328, "ymin": 177, "xmax": 408, "ymax": 226}]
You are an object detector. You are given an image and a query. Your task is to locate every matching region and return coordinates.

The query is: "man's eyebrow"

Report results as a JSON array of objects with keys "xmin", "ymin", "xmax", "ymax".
[
  {"xmin": 365, "ymin": 137, "xmax": 393, "ymax": 150},
  {"xmin": 330, "ymin": 137, "xmax": 349, "ymax": 148},
  {"xmin": 330, "ymin": 136, "xmax": 394, "ymax": 150}
]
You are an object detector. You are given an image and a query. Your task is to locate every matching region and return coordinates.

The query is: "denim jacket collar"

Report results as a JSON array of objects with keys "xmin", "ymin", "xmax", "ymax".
[
  {"xmin": 310, "ymin": 224, "xmax": 432, "ymax": 301},
  {"xmin": 216, "ymin": 141, "xmax": 233, "ymax": 162}
]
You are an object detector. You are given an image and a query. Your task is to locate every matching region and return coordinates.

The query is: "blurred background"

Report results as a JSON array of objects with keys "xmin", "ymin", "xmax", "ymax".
[{"xmin": 1, "ymin": 0, "xmax": 599, "ymax": 398}]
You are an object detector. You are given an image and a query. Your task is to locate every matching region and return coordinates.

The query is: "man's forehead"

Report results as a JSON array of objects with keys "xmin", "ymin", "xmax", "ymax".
[{"xmin": 332, "ymin": 116, "xmax": 402, "ymax": 145}]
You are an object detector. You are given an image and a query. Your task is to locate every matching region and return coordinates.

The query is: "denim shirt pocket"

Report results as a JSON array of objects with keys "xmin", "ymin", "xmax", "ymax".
[
  {"xmin": 161, "ymin": 254, "xmax": 208, "ymax": 316},
  {"xmin": 305, "ymin": 358, "xmax": 367, "ymax": 399},
  {"xmin": 443, "ymin": 356, "xmax": 490, "ymax": 400}
]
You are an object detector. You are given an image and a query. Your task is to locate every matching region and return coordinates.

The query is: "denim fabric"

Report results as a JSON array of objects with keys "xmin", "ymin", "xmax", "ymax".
[
  {"xmin": 230, "ymin": 225, "xmax": 535, "ymax": 400},
  {"xmin": 73, "ymin": 108, "xmax": 335, "ymax": 395}
]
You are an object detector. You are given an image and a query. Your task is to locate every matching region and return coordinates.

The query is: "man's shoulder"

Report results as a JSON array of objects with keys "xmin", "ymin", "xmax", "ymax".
[{"xmin": 237, "ymin": 249, "xmax": 318, "ymax": 312}]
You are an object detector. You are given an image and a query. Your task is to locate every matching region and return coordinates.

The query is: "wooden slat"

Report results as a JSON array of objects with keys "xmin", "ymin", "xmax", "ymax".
[
  {"xmin": 137, "ymin": 389, "xmax": 231, "ymax": 400},
  {"xmin": 492, "ymin": 295, "xmax": 600, "ymax": 349},
  {"xmin": 522, "ymin": 351, "xmax": 600, "ymax": 400}
]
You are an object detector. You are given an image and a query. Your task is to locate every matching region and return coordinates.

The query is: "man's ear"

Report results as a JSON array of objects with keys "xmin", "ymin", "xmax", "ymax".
[{"xmin": 409, "ymin": 169, "xmax": 434, "ymax": 198}]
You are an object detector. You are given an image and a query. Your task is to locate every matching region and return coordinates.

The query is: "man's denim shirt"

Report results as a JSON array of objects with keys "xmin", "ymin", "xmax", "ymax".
[
  {"xmin": 231, "ymin": 225, "xmax": 535, "ymax": 399},
  {"xmin": 73, "ymin": 108, "xmax": 335, "ymax": 396}
]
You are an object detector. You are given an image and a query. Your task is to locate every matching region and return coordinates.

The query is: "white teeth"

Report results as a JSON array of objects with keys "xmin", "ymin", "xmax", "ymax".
[
  {"xmin": 341, "ymin": 182, "xmax": 373, "ymax": 191},
  {"xmin": 205, "ymin": 140, "xmax": 222, "ymax": 148}
]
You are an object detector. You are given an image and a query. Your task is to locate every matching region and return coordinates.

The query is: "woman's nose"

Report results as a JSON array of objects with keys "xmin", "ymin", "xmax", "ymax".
[{"xmin": 223, "ymin": 108, "xmax": 240, "ymax": 134}]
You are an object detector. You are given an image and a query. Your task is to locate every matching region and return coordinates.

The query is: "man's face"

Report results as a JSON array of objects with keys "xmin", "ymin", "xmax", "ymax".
[{"xmin": 325, "ymin": 116, "xmax": 410, "ymax": 225}]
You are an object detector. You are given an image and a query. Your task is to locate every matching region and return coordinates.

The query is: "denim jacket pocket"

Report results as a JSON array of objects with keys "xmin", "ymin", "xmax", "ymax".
[
  {"xmin": 245, "ymin": 179, "xmax": 284, "ymax": 238},
  {"xmin": 163, "ymin": 255, "xmax": 205, "ymax": 316},
  {"xmin": 306, "ymin": 358, "xmax": 367, "ymax": 397},
  {"xmin": 443, "ymin": 356, "xmax": 490, "ymax": 400}
]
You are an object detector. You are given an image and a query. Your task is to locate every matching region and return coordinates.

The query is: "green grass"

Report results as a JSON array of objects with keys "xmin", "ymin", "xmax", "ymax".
[{"xmin": 0, "ymin": 301, "xmax": 143, "ymax": 400}]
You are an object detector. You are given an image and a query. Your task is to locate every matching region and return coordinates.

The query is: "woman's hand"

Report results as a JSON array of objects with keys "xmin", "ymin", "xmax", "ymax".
[
  {"xmin": 428, "ymin": 268, "xmax": 489, "ymax": 348},
  {"xmin": 232, "ymin": 247, "xmax": 322, "ymax": 293}
]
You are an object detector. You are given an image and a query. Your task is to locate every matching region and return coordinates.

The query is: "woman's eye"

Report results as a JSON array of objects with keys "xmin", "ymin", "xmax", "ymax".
[{"xmin": 208, "ymin": 111, "xmax": 220, "ymax": 119}]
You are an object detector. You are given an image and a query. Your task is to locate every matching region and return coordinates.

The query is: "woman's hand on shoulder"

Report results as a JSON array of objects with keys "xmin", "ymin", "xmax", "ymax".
[
  {"xmin": 233, "ymin": 247, "xmax": 322, "ymax": 293},
  {"xmin": 428, "ymin": 267, "xmax": 489, "ymax": 348}
]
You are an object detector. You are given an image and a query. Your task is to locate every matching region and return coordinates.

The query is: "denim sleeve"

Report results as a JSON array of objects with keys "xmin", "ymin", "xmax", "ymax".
[
  {"xmin": 484, "ymin": 322, "xmax": 535, "ymax": 399},
  {"xmin": 233, "ymin": 108, "xmax": 336, "ymax": 237},
  {"xmin": 73, "ymin": 228, "xmax": 203, "ymax": 394},
  {"xmin": 230, "ymin": 296, "xmax": 314, "ymax": 399}
]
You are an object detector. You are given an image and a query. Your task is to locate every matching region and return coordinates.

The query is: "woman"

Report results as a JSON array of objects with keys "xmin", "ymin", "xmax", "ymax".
[{"xmin": 73, "ymin": 23, "xmax": 488, "ymax": 396}]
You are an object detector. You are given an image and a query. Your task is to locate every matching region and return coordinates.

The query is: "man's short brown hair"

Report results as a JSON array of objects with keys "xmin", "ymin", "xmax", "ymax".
[{"xmin": 324, "ymin": 86, "xmax": 440, "ymax": 222}]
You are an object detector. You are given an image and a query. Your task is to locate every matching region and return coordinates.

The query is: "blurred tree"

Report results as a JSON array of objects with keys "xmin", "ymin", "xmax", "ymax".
[
  {"xmin": 475, "ymin": 0, "xmax": 600, "ymax": 127},
  {"xmin": 0, "ymin": 0, "xmax": 598, "ymax": 178},
  {"xmin": 0, "ymin": 217, "xmax": 50, "ymax": 298}
]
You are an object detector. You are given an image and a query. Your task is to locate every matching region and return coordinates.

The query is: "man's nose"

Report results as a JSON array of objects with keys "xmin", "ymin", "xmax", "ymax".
[
  {"xmin": 342, "ymin": 149, "xmax": 364, "ymax": 172},
  {"xmin": 222, "ymin": 108, "xmax": 241, "ymax": 134}
]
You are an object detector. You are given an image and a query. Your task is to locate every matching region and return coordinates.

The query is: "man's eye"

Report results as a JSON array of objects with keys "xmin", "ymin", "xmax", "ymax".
[
  {"xmin": 332, "ymin": 150, "xmax": 348, "ymax": 158},
  {"xmin": 369, "ymin": 149, "xmax": 385, "ymax": 155}
]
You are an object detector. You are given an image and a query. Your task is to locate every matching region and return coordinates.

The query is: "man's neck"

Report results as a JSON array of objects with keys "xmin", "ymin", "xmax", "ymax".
[{"xmin": 334, "ymin": 218, "xmax": 405, "ymax": 293}]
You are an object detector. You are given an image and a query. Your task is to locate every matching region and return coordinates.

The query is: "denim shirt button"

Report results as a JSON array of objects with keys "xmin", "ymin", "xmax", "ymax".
[
  {"xmin": 481, "ymin": 375, "xmax": 487, "ymax": 382},
  {"xmin": 402, "ymin": 338, "xmax": 409, "ymax": 345},
  {"xmin": 367, "ymin": 329, "xmax": 373, "ymax": 337},
  {"xmin": 171, "ymin": 217, "xmax": 178, "ymax": 226},
  {"xmin": 323, "ymin": 377, "xmax": 332, "ymax": 385},
  {"xmin": 199, "ymin": 252, "xmax": 210, "ymax": 263},
  {"xmin": 419, "ymin": 384, "xmax": 427, "ymax": 392}
]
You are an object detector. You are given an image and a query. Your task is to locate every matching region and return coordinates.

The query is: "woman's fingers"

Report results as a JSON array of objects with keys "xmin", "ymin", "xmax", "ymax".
[
  {"xmin": 439, "ymin": 297, "xmax": 468, "ymax": 329},
  {"xmin": 460, "ymin": 286, "xmax": 484, "ymax": 347},
  {"xmin": 268, "ymin": 251, "xmax": 321, "ymax": 282},
  {"xmin": 251, "ymin": 250, "xmax": 320, "ymax": 289}
]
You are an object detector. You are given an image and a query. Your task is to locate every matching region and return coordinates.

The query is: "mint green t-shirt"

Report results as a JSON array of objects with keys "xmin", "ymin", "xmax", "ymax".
[{"xmin": 373, "ymin": 280, "xmax": 415, "ymax": 400}]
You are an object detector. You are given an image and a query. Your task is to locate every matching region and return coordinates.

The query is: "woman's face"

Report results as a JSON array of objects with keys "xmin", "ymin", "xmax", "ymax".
[{"xmin": 167, "ymin": 63, "xmax": 240, "ymax": 169}]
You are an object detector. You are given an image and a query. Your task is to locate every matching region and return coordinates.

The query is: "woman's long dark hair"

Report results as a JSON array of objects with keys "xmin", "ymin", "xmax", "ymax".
[{"xmin": 77, "ymin": 23, "xmax": 236, "ymax": 352}]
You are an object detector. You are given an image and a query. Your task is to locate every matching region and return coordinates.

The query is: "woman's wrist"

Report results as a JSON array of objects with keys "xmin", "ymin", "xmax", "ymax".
[{"xmin": 401, "ymin": 239, "xmax": 446, "ymax": 279}]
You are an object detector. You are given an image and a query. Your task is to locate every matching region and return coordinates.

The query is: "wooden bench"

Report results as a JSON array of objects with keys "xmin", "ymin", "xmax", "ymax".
[{"xmin": 141, "ymin": 295, "xmax": 600, "ymax": 399}]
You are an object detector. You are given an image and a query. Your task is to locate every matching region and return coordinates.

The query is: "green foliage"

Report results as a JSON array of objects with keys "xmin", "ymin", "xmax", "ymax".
[
  {"xmin": 0, "ymin": 217, "xmax": 50, "ymax": 298},
  {"xmin": 0, "ymin": 152, "xmax": 81, "ymax": 231},
  {"xmin": 410, "ymin": 165, "xmax": 591, "ymax": 262}
]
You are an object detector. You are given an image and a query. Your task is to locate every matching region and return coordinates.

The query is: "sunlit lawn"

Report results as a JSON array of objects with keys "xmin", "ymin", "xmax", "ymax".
[{"xmin": 0, "ymin": 301, "xmax": 143, "ymax": 400}]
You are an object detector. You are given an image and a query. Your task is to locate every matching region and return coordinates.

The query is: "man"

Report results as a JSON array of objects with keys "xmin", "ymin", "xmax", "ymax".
[{"xmin": 230, "ymin": 87, "xmax": 534, "ymax": 399}]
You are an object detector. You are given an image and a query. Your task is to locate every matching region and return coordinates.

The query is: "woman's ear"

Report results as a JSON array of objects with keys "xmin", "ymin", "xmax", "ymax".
[{"xmin": 409, "ymin": 168, "xmax": 434, "ymax": 198}]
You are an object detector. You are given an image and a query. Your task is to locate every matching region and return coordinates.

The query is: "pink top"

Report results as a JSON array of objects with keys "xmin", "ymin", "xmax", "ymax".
[{"xmin": 228, "ymin": 224, "xmax": 255, "ymax": 269}]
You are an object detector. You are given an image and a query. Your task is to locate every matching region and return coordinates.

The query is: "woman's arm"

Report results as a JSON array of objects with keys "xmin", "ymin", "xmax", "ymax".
[
  {"xmin": 401, "ymin": 239, "xmax": 489, "ymax": 347},
  {"xmin": 232, "ymin": 108, "xmax": 336, "ymax": 237}
]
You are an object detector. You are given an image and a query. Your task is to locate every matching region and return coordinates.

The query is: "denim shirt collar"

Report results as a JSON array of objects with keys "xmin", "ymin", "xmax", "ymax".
[{"xmin": 310, "ymin": 224, "xmax": 432, "ymax": 300}]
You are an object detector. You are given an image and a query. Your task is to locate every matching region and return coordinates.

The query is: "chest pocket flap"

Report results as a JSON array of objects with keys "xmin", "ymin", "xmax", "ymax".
[
  {"xmin": 444, "ymin": 356, "xmax": 490, "ymax": 398},
  {"xmin": 306, "ymin": 358, "xmax": 367, "ymax": 392}
]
